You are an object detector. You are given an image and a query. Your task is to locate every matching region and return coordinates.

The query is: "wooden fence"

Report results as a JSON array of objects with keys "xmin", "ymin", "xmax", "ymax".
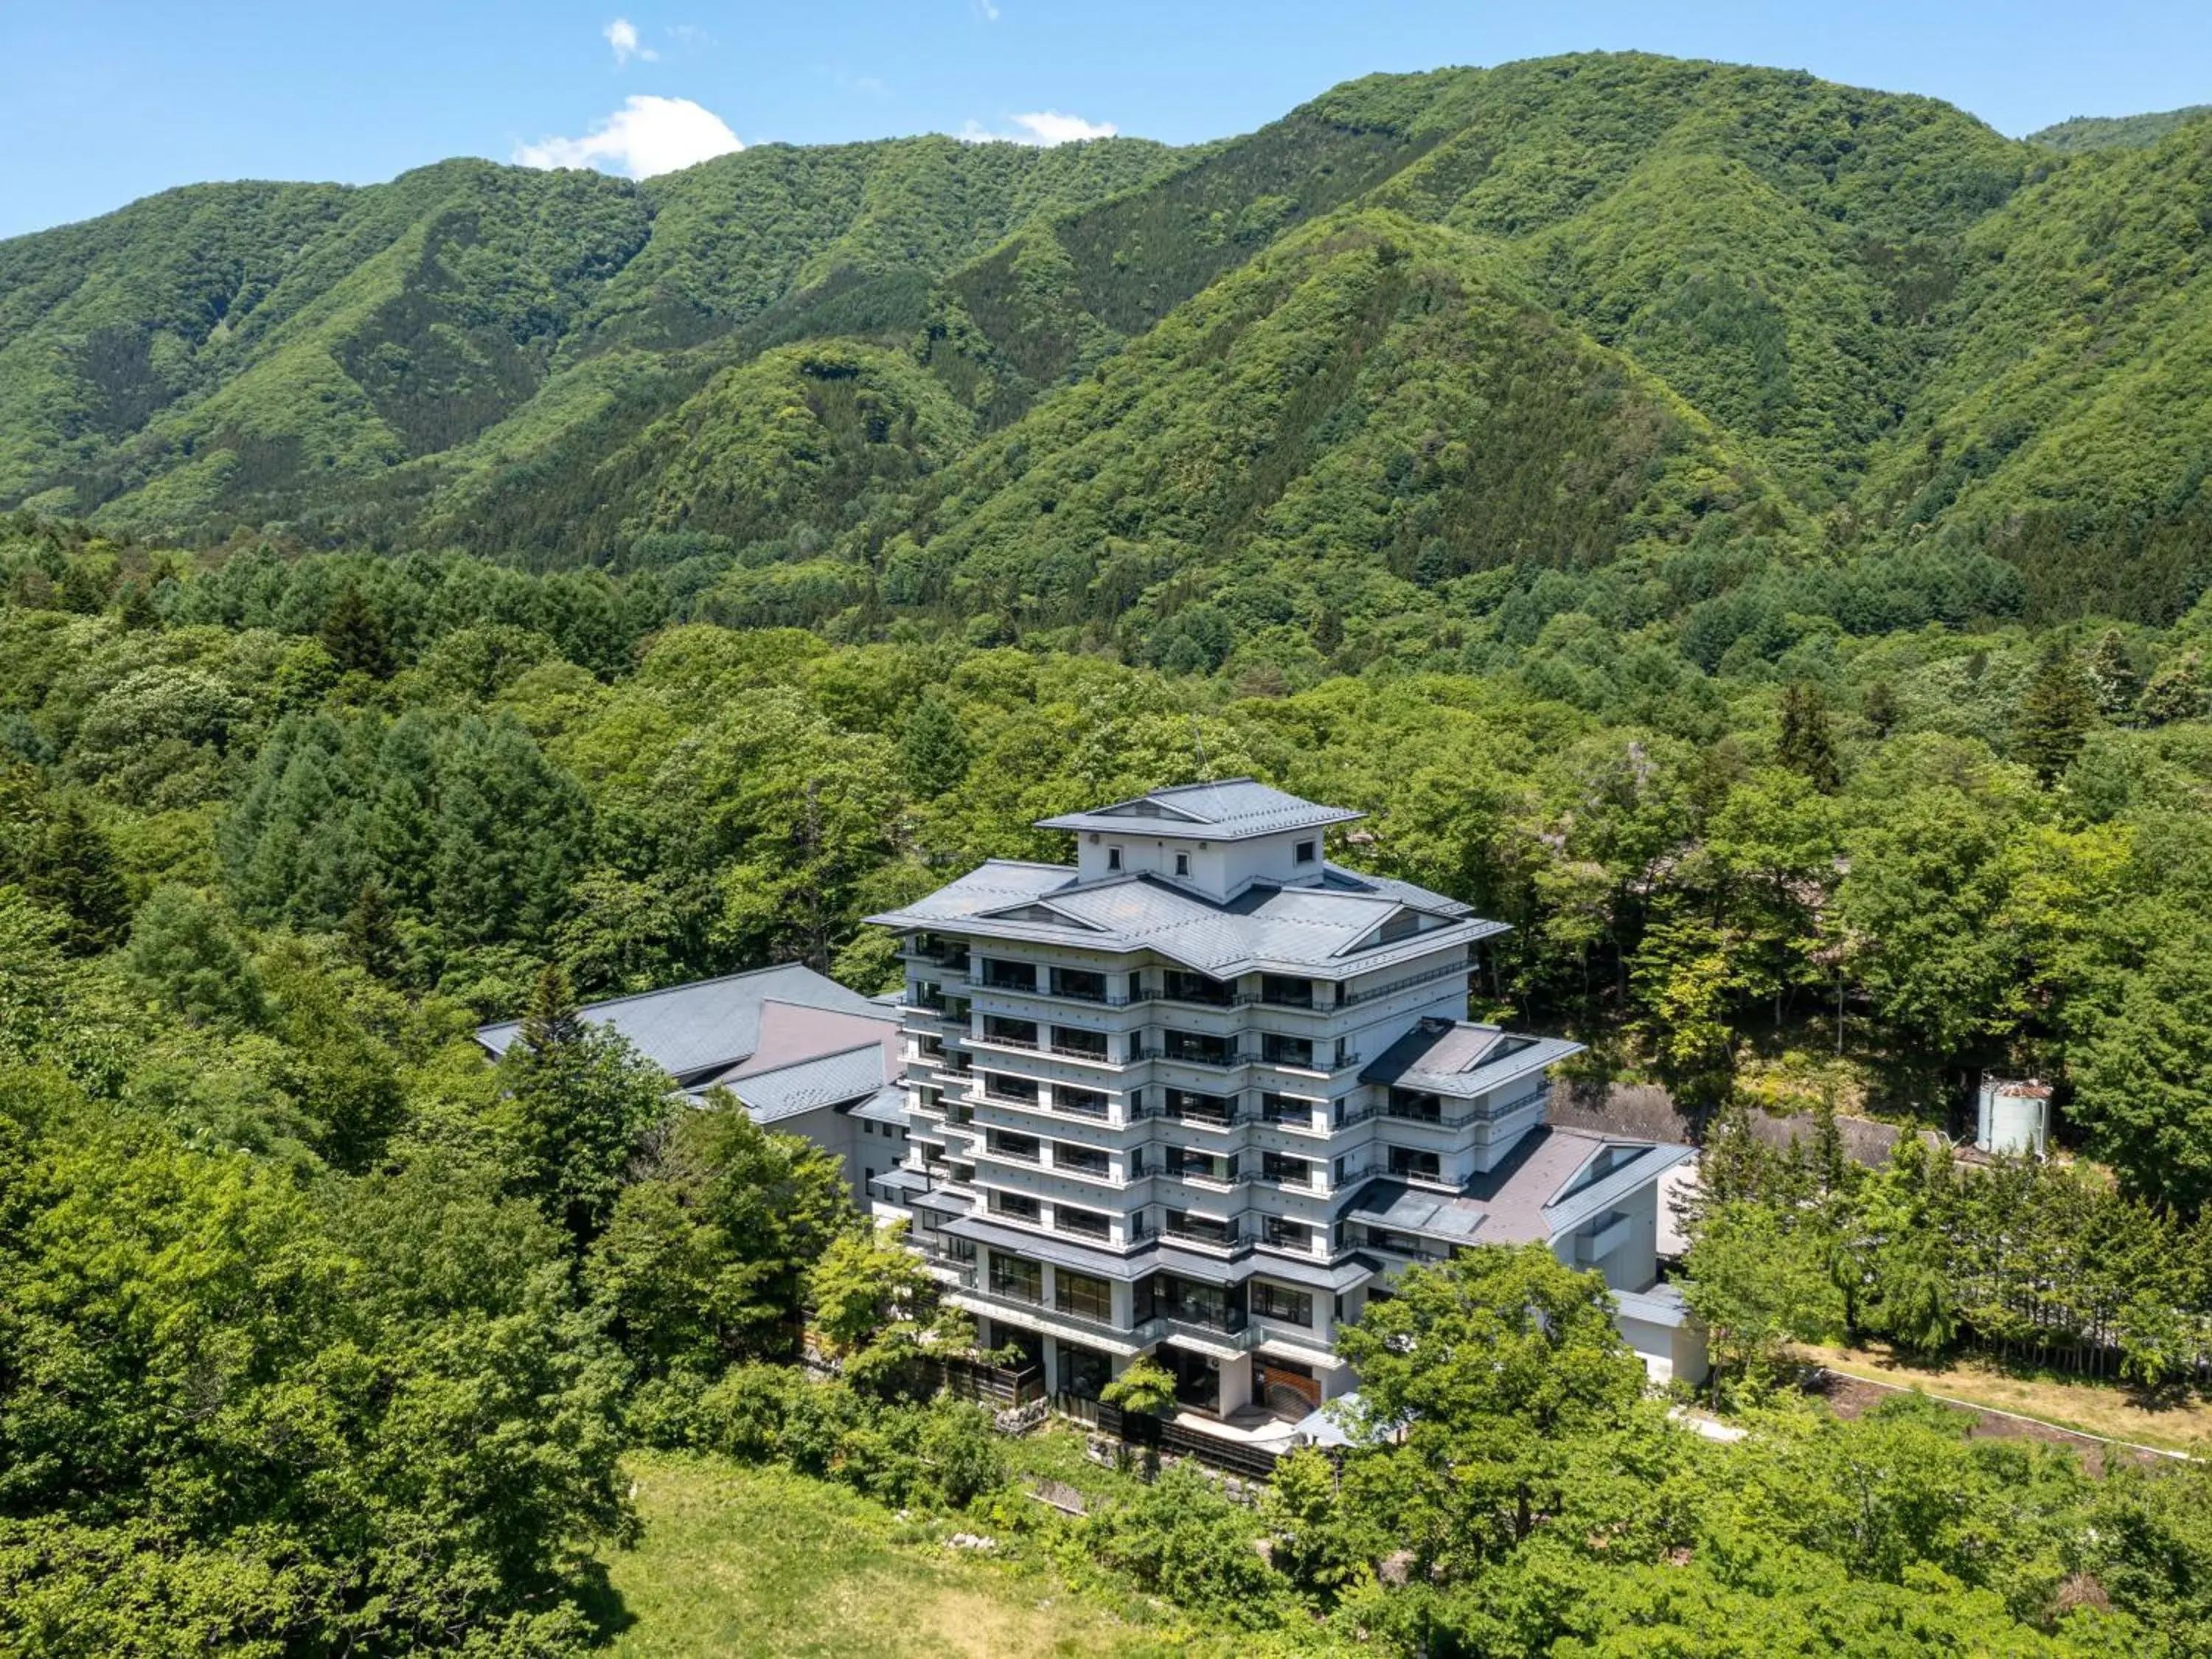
[{"xmin": 1052, "ymin": 1391, "xmax": 1287, "ymax": 1481}]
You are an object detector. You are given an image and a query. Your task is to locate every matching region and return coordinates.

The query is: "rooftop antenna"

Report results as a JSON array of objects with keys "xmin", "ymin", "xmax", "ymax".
[{"xmin": 1190, "ymin": 715, "xmax": 1211, "ymax": 782}]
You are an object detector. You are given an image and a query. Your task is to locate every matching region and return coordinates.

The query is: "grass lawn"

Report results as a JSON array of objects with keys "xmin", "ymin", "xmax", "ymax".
[
  {"xmin": 602, "ymin": 1451, "xmax": 1165, "ymax": 1658},
  {"xmin": 1797, "ymin": 1341, "xmax": 2212, "ymax": 1456}
]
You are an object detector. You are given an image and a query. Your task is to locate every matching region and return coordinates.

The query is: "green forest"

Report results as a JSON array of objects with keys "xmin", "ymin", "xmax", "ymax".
[{"xmin": 6, "ymin": 46, "xmax": 2212, "ymax": 1659}]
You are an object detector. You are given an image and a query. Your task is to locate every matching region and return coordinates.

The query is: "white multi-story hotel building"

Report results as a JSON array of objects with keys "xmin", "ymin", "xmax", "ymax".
[{"xmin": 869, "ymin": 780, "xmax": 1700, "ymax": 1422}]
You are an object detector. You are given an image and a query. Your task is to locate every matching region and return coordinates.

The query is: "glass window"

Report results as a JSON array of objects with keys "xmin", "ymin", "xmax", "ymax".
[
  {"xmin": 1259, "ymin": 973, "xmax": 1313, "ymax": 1007},
  {"xmin": 990, "ymin": 1192, "xmax": 1040, "ymax": 1222},
  {"xmin": 1164, "ymin": 1209, "xmax": 1235, "ymax": 1246},
  {"xmin": 1262, "ymin": 1151, "xmax": 1312, "ymax": 1187},
  {"xmin": 1169, "ymin": 1147, "xmax": 1234, "ymax": 1183},
  {"xmin": 1054, "ymin": 1141, "xmax": 1110, "ymax": 1175},
  {"xmin": 1056, "ymin": 1342, "xmax": 1113, "ymax": 1399},
  {"xmin": 1294, "ymin": 840, "xmax": 1317, "ymax": 864},
  {"xmin": 1262, "ymin": 1032, "xmax": 1314, "ymax": 1068},
  {"xmin": 1388, "ymin": 1146, "xmax": 1442, "ymax": 1183},
  {"xmin": 1174, "ymin": 852, "xmax": 1191, "ymax": 876},
  {"xmin": 1056, "ymin": 1206, "xmax": 1111, "ymax": 1239},
  {"xmin": 1166, "ymin": 1029, "xmax": 1237, "ymax": 1065},
  {"xmin": 1264, "ymin": 1214, "xmax": 1312, "ymax": 1251},
  {"xmin": 1106, "ymin": 846, "xmax": 1123, "ymax": 872},
  {"xmin": 1165, "ymin": 1088, "xmax": 1234, "ymax": 1124},
  {"xmin": 1051, "ymin": 966, "xmax": 1108, "ymax": 1002},
  {"xmin": 1252, "ymin": 1282, "xmax": 1313, "ymax": 1326},
  {"xmin": 984, "ymin": 1072, "xmax": 1037, "ymax": 1103},
  {"xmin": 1054, "ymin": 1270, "xmax": 1113, "ymax": 1321},
  {"xmin": 1054, "ymin": 1084, "xmax": 1109, "ymax": 1118},
  {"xmin": 991, "ymin": 1131, "xmax": 1040, "ymax": 1163},
  {"xmin": 1161, "ymin": 969, "xmax": 1233, "ymax": 1006},
  {"xmin": 989, "ymin": 1253, "xmax": 1043, "ymax": 1301}
]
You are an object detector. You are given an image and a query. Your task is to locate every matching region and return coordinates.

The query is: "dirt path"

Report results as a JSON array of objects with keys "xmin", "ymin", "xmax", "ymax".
[{"xmin": 1803, "ymin": 1366, "xmax": 2188, "ymax": 1475}]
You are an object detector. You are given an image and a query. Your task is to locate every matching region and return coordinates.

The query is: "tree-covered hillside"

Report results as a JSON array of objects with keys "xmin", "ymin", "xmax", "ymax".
[
  {"xmin": 2029, "ymin": 104, "xmax": 2212, "ymax": 152},
  {"xmin": 6, "ymin": 516, "xmax": 2212, "ymax": 1655},
  {"xmin": 0, "ymin": 138, "xmax": 1181, "ymax": 535},
  {"xmin": 5, "ymin": 52, "xmax": 2212, "ymax": 636}
]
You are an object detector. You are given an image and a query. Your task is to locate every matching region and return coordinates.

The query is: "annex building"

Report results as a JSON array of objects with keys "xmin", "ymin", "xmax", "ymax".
[
  {"xmin": 867, "ymin": 779, "xmax": 1705, "ymax": 1426},
  {"xmin": 476, "ymin": 961, "xmax": 912, "ymax": 1206}
]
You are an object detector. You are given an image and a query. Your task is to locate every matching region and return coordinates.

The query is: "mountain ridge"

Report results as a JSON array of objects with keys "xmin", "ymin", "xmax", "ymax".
[{"xmin": 6, "ymin": 51, "xmax": 2212, "ymax": 641}]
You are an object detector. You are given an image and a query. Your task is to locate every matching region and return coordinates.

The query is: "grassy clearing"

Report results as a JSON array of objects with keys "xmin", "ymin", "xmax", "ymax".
[
  {"xmin": 602, "ymin": 1451, "xmax": 1166, "ymax": 1659},
  {"xmin": 1797, "ymin": 1341, "xmax": 2212, "ymax": 1455}
]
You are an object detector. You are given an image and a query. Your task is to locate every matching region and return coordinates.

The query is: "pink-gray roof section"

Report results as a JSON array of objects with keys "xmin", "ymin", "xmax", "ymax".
[
  {"xmin": 1034, "ymin": 779, "xmax": 1363, "ymax": 841},
  {"xmin": 1344, "ymin": 1125, "xmax": 1692, "ymax": 1248},
  {"xmin": 1361, "ymin": 1017, "xmax": 1582, "ymax": 1096},
  {"xmin": 476, "ymin": 962, "xmax": 888, "ymax": 1087}
]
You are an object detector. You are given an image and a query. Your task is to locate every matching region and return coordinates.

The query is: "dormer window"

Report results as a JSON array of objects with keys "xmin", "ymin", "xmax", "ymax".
[
  {"xmin": 1295, "ymin": 839, "xmax": 1317, "ymax": 865},
  {"xmin": 1175, "ymin": 852, "xmax": 1192, "ymax": 877},
  {"xmin": 1107, "ymin": 846, "xmax": 1123, "ymax": 872}
]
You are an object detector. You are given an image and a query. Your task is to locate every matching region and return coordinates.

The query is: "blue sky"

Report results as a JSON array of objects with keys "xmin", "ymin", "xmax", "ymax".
[{"xmin": 4, "ymin": 0, "xmax": 2208, "ymax": 238}]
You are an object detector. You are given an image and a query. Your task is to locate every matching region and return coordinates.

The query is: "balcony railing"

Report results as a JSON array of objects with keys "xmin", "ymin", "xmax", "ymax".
[
  {"xmin": 902, "ymin": 937, "xmax": 972, "ymax": 970},
  {"xmin": 1048, "ymin": 1040, "xmax": 1116, "ymax": 1063},
  {"xmin": 1161, "ymin": 1045, "xmax": 1251, "ymax": 1070},
  {"xmin": 973, "ymin": 974, "xmax": 1140, "ymax": 1008},
  {"xmin": 1161, "ymin": 1220, "xmax": 1242, "ymax": 1251},
  {"xmin": 1339, "ymin": 956, "xmax": 1470, "ymax": 1008},
  {"xmin": 1166, "ymin": 1165, "xmax": 1237, "ymax": 1191},
  {"xmin": 1144, "ymin": 1101, "xmax": 1252, "ymax": 1130},
  {"xmin": 957, "ymin": 1284, "xmax": 1130, "ymax": 1345}
]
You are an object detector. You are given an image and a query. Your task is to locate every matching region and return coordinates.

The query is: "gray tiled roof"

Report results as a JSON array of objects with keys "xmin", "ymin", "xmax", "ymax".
[
  {"xmin": 1344, "ymin": 1126, "xmax": 1690, "ymax": 1248},
  {"xmin": 712, "ymin": 1043, "xmax": 890, "ymax": 1124},
  {"xmin": 848, "ymin": 1085, "xmax": 910, "ymax": 1124},
  {"xmin": 1034, "ymin": 779, "xmax": 1363, "ymax": 841},
  {"xmin": 869, "ymin": 860, "xmax": 1502, "ymax": 978},
  {"xmin": 476, "ymin": 962, "xmax": 886, "ymax": 1085},
  {"xmin": 1362, "ymin": 1018, "xmax": 1584, "ymax": 1096}
]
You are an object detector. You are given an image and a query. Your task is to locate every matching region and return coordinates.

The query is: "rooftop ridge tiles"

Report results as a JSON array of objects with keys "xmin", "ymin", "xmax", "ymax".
[
  {"xmin": 475, "ymin": 959, "xmax": 859, "ymax": 1034},
  {"xmin": 716, "ymin": 1038, "xmax": 888, "ymax": 1086}
]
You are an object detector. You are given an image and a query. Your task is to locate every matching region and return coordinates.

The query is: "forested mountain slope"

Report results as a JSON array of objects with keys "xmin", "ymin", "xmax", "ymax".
[
  {"xmin": 0, "ymin": 138, "xmax": 1181, "ymax": 536},
  {"xmin": 7, "ymin": 53, "xmax": 2212, "ymax": 639},
  {"xmin": 2030, "ymin": 104, "xmax": 2212, "ymax": 153}
]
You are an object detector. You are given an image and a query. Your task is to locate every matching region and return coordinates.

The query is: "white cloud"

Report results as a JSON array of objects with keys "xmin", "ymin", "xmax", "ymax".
[
  {"xmin": 972, "ymin": 0, "xmax": 1001, "ymax": 18},
  {"xmin": 515, "ymin": 95, "xmax": 740, "ymax": 178},
  {"xmin": 960, "ymin": 110, "xmax": 1118, "ymax": 146},
  {"xmin": 605, "ymin": 17, "xmax": 657, "ymax": 65}
]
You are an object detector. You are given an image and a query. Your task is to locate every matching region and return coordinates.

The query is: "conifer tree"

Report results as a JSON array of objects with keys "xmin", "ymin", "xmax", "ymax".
[
  {"xmin": 343, "ymin": 880, "xmax": 400, "ymax": 979},
  {"xmin": 1860, "ymin": 679, "xmax": 1900, "ymax": 738},
  {"xmin": 321, "ymin": 583, "xmax": 395, "ymax": 679},
  {"xmin": 899, "ymin": 693, "xmax": 970, "ymax": 798},
  {"xmin": 1777, "ymin": 682, "xmax": 1840, "ymax": 792},
  {"xmin": 2013, "ymin": 642, "xmax": 2099, "ymax": 785},
  {"xmin": 520, "ymin": 961, "xmax": 582, "ymax": 1054},
  {"xmin": 28, "ymin": 799, "xmax": 131, "ymax": 956},
  {"xmin": 55, "ymin": 560, "xmax": 111, "ymax": 616},
  {"xmin": 124, "ymin": 884, "xmax": 264, "ymax": 1028},
  {"xmin": 115, "ymin": 581, "xmax": 160, "ymax": 632},
  {"xmin": 503, "ymin": 961, "xmax": 669, "ymax": 1247}
]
